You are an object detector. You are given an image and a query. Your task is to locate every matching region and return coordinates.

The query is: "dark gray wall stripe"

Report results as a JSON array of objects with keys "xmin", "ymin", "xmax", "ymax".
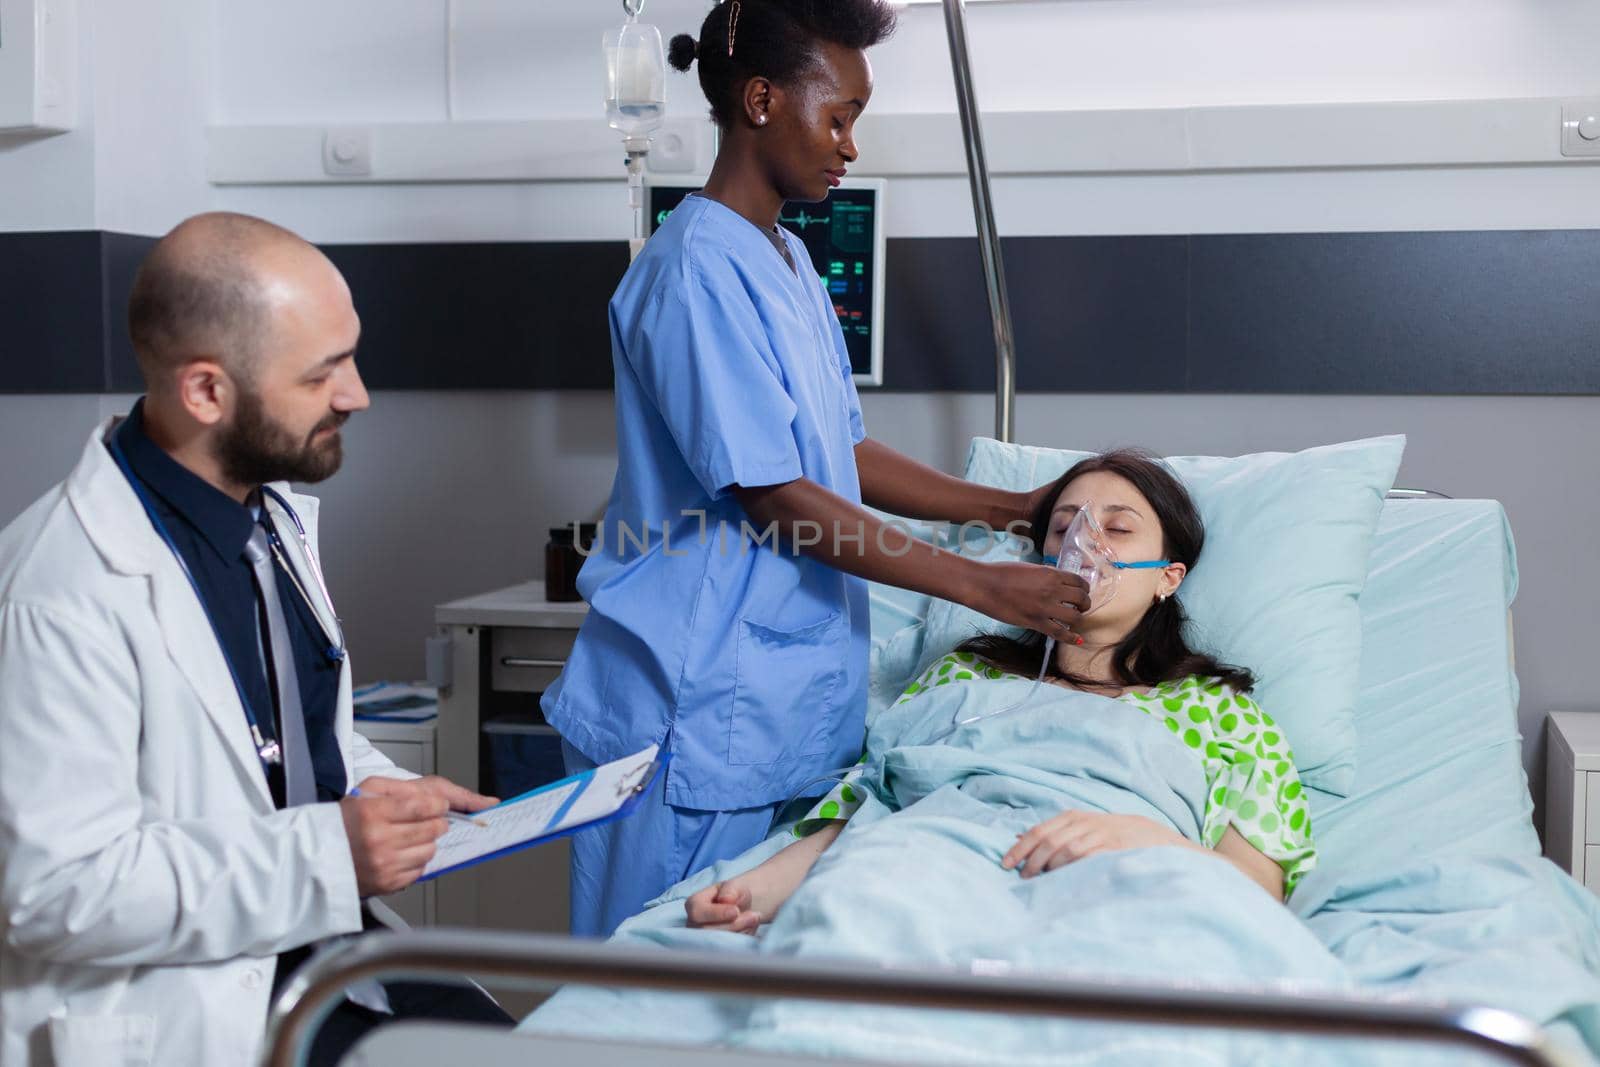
[
  {"xmin": 1187, "ymin": 231, "xmax": 1600, "ymax": 394},
  {"xmin": 0, "ymin": 231, "xmax": 109, "ymax": 392},
  {"xmin": 2, "ymin": 228, "xmax": 1596, "ymax": 395},
  {"xmin": 101, "ymin": 232, "xmax": 157, "ymax": 394},
  {"xmin": 321, "ymin": 242, "xmax": 624, "ymax": 390},
  {"xmin": 882, "ymin": 235, "xmax": 1190, "ymax": 392}
]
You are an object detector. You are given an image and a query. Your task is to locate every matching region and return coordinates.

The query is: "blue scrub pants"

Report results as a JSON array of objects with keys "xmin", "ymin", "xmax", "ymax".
[{"xmin": 560, "ymin": 739, "xmax": 783, "ymax": 938}]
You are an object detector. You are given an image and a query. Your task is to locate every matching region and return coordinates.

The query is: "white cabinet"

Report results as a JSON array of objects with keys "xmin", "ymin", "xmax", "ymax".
[
  {"xmin": 433, "ymin": 583, "xmax": 586, "ymax": 937},
  {"xmin": 0, "ymin": 0, "xmax": 76, "ymax": 132},
  {"xmin": 357, "ymin": 719, "xmax": 438, "ymax": 927},
  {"xmin": 1545, "ymin": 712, "xmax": 1600, "ymax": 893}
]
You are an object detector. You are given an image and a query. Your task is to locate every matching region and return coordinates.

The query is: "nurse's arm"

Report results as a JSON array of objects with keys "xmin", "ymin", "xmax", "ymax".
[
  {"xmin": 855, "ymin": 438, "xmax": 1031, "ymax": 532},
  {"xmin": 732, "ymin": 479, "xmax": 1087, "ymax": 635}
]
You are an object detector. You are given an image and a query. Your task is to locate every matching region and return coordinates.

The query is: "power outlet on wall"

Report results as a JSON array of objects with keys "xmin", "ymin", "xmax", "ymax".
[
  {"xmin": 1561, "ymin": 99, "xmax": 1600, "ymax": 158},
  {"xmin": 646, "ymin": 118, "xmax": 703, "ymax": 174},
  {"xmin": 322, "ymin": 127, "xmax": 373, "ymax": 177}
]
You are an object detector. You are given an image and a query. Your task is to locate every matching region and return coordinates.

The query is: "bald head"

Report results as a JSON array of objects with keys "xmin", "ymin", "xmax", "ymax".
[
  {"xmin": 127, "ymin": 212, "xmax": 341, "ymax": 388},
  {"xmin": 123, "ymin": 212, "xmax": 368, "ymax": 500}
]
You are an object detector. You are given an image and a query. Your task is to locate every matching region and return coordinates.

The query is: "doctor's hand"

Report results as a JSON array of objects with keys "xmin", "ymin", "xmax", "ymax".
[
  {"xmin": 970, "ymin": 561, "xmax": 1089, "ymax": 642},
  {"xmin": 354, "ymin": 774, "xmax": 498, "ymax": 814},
  {"xmin": 339, "ymin": 787, "xmax": 452, "ymax": 897},
  {"xmin": 1002, "ymin": 811, "xmax": 1188, "ymax": 879}
]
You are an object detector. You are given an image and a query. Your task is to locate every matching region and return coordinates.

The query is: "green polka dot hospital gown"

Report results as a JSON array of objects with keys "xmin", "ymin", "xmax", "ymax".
[{"xmin": 798, "ymin": 651, "xmax": 1318, "ymax": 896}]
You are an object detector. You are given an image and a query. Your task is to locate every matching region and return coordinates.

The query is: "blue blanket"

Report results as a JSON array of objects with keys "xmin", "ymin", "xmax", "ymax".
[{"xmin": 524, "ymin": 679, "xmax": 1600, "ymax": 1065}]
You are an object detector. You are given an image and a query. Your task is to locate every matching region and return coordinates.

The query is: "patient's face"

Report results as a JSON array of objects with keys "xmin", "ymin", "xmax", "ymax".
[{"xmin": 1045, "ymin": 471, "xmax": 1174, "ymax": 628}]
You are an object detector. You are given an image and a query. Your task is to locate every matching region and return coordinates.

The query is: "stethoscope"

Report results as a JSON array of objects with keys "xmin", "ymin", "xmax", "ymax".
[
  {"xmin": 258, "ymin": 484, "xmax": 348, "ymax": 667},
  {"xmin": 106, "ymin": 431, "xmax": 346, "ymax": 777}
]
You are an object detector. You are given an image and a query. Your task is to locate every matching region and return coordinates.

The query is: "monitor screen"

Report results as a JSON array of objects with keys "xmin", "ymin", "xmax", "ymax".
[{"xmin": 648, "ymin": 180, "xmax": 886, "ymax": 385}]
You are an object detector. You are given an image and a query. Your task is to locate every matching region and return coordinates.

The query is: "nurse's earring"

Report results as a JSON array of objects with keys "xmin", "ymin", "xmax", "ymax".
[{"xmin": 756, "ymin": 115, "xmax": 767, "ymax": 126}]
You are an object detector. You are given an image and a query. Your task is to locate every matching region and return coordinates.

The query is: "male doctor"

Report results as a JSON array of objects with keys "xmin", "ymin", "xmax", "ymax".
[{"xmin": 0, "ymin": 213, "xmax": 510, "ymax": 1066}]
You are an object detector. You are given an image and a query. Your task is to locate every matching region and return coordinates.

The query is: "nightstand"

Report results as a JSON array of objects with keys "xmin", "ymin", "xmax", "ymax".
[
  {"xmin": 1545, "ymin": 711, "xmax": 1600, "ymax": 893},
  {"xmin": 431, "ymin": 582, "xmax": 588, "ymax": 935},
  {"xmin": 356, "ymin": 717, "xmax": 438, "ymax": 927}
]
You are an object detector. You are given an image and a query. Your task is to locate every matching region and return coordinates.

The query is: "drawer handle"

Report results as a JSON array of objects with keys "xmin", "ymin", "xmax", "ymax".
[{"xmin": 500, "ymin": 657, "xmax": 566, "ymax": 669}]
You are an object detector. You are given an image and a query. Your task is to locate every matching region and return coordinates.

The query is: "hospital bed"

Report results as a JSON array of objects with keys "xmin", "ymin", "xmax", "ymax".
[{"xmin": 261, "ymin": 493, "xmax": 1600, "ymax": 1067}]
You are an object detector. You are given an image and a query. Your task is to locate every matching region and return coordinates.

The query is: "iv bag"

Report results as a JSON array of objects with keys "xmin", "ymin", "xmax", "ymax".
[{"xmin": 603, "ymin": 17, "xmax": 666, "ymax": 149}]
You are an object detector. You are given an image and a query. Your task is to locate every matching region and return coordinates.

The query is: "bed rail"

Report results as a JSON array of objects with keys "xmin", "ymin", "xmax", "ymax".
[
  {"xmin": 1388, "ymin": 488, "xmax": 1455, "ymax": 499},
  {"xmin": 260, "ymin": 930, "xmax": 1586, "ymax": 1067}
]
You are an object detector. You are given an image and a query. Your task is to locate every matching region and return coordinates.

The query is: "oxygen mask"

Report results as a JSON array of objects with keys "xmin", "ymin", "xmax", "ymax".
[{"xmin": 1043, "ymin": 502, "xmax": 1121, "ymax": 615}]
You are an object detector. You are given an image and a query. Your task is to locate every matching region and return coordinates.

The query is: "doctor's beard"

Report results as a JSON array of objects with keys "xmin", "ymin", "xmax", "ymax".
[{"xmin": 215, "ymin": 386, "xmax": 349, "ymax": 488}]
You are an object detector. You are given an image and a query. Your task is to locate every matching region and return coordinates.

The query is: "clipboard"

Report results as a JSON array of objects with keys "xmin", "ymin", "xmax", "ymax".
[{"xmin": 419, "ymin": 743, "xmax": 667, "ymax": 882}]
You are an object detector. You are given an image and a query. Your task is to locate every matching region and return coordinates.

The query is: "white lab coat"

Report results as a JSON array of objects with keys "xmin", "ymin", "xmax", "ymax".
[{"xmin": 0, "ymin": 419, "xmax": 410, "ymax": 1067}]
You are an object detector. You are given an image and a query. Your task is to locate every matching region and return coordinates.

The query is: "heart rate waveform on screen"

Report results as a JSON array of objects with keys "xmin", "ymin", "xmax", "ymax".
[{"xmin": 649, "ymin": 184, "xmax": 882, "ymax": 380}]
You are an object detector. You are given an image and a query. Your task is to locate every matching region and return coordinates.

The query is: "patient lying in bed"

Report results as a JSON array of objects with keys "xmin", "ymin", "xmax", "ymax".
[
  {"xmin": 688, "ymin": 448, "xmax": 1316, "ymax": 934},
  {"xmin": 524, "ymin": 452, "xmax": 1348, "ymax": 1062},
  {"xmin": 525, "ymin": 453, "xmax": 1600, "ymax": 1065}
]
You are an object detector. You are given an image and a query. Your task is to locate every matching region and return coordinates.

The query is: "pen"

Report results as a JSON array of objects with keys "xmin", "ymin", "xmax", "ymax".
[{"xmin": 347, "ymin": 788, "xmax": 487, "ymax": 828}]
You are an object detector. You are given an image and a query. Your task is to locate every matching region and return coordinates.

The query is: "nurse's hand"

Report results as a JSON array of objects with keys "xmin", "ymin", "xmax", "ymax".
[
  {"xmin": 972, "ymin": 561, "xmax": 1089, "ymax": 640},
  {"xmin": 685, "ymin": 879, "xmax": 764, "ymax": 934},
  {"xmin": 1015, "ymin": 479, "xmax": 1064, "ymax": 549},
  {"xmin": 340, "ymin": 788, "xmax": 451, "ymax": 897}
]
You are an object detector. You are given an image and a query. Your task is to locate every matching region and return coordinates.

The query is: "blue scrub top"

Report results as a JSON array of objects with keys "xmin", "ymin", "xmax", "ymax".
[{"xmin": 542, "ymin": 195, "xmax": 870, "ymax": 811}]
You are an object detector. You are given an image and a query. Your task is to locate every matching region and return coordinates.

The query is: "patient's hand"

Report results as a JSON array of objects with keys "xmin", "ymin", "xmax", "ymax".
[
  {"xmin": 686, "ymin": 878, "xmax": 764, "ymax": 934},
  {"xmin": 685, "ymin": 823, "xmax": 846, "ymax": 933},
  {"xmin": 1003, "ymin": 811, "xmax": 1186, "ymax": 879}
]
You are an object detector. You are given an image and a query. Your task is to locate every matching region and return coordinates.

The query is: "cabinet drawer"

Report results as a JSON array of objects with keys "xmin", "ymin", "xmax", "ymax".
[
  {"xmin": 1587, "ymin": 777, "xmax": 1600, "ymax": 844},
  {"xmin": 374, "ymin": 741, "xmax": 426, "ymax": 776},
  {"xmin": 383, "ymin": 881, "xmax": 434, "ymax": 927},
  {"xmin": 490, "ymin": 627, "xmax": 578, "ymax": 693},
  {"xmin": 1588, "ymin": 846, "xmax": 1600, "ymax": 894}
]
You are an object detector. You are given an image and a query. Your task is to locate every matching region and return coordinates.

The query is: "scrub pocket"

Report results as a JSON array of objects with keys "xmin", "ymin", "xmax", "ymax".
[
  {"xmin": 48, "ymin": 1012, "xmax": 156, "ymax": 1067},
  {"xmin": 729, "ymin": 611, "xmax": 845, "ymax": 765}
]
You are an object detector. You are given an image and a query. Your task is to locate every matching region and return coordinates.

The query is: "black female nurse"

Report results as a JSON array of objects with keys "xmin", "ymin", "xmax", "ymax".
[{"xmin": 542, "ymin": 0, "xmax": 1087, "ymax": 937}]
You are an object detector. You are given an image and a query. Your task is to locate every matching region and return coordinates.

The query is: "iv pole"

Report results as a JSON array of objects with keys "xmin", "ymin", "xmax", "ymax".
[{"xmin": 940, "ymin": 0, "xmax": 1017, "ymax": 444}]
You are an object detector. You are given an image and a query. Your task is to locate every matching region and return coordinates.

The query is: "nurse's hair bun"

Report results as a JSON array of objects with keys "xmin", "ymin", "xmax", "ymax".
[
  {"xmin": 667, "ymin": 34, "xmax": 699, "ymax": 72},
  {"xmin": 677, "ymin": 0, "xmax": 895, "ymax": 128}
]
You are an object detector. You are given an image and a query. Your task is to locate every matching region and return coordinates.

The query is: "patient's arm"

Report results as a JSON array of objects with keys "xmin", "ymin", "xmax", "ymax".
[
  {"xmin": 685, "ymin": 822, "xmax": 845, "ymax": 934},
  {"xmin": 1211, "ymin": 826, "xmax": 1286, "ymax": 901},
  {"xmin": 1003, "ymin": 812, "xmax": 1286, "ymax": 903}
]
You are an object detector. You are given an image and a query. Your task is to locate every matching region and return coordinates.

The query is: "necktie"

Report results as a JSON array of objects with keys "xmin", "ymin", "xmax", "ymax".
[
  {"xmin": 248, "ymin": 514, "xmax": 395, "ymax": 1015},
  {"xmin": 244, "ymin": 522, "xmax": 318, "ymax": 807}
]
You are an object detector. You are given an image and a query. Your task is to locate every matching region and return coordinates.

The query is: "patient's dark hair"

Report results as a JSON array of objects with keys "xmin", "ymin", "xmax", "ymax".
[
  {"xmin": 668, "ymin": 0, "xmax": 897, "ymax": 128},
  {"xmin": 958, "ymin": 449, "xmax": 1257, "ymax": 694}
]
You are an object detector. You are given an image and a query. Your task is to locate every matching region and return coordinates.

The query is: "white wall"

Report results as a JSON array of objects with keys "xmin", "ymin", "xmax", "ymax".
[
  {"xmin": 2, "ymin": 0, "xmax": 1598, "ymax": 825},
  {"xmin": 89, "ymin": 0, "xmax": 215, "ymax": 234},
  {"xmin": 0, "ymin": 0, "xmax": 96, "ymax": 232}
]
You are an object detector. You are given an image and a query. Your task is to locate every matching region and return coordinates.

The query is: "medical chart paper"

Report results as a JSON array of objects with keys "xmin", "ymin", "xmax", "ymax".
[{"xmin": 420, "ymin": 744, "xmax": 662, "ymax": 880}]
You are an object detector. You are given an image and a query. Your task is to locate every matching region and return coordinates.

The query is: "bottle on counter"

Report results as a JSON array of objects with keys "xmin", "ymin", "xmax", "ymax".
[{"xmin": 545, "ymin": 523, "xmax": 597, "ymax": 602}]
